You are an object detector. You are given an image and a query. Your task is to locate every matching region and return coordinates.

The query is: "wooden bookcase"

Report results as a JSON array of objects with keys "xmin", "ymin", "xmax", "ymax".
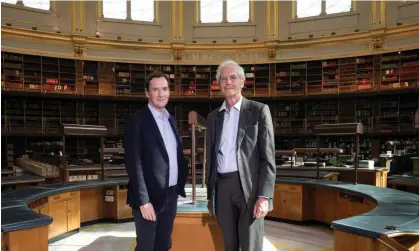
[{"xmin": 2, "ymin": 49, "xmax": 418, "ymax": 169}]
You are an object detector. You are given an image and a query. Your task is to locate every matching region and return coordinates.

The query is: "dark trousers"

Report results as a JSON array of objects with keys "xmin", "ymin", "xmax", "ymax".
[
  {"xmin": 216, "ymin": 171, "xmax": 264, "ymax": 251},
  {"xmin": 132, "ymin": 186, "xmax": 178, "ymax": 251}
]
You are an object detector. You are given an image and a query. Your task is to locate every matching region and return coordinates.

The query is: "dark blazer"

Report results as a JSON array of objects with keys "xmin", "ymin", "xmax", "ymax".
[
  {"xmin": 205, "ymin": 97, "xmax": 276, "ymax": 214},
  {"xmin": 124, "ymin": 106, "xmax": 189, "ymax": 212}
]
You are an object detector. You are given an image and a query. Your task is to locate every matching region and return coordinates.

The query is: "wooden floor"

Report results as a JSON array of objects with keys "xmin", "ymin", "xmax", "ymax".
[{"xmin": 48, "ymin": 220, "xmax": 333, "ymax": 251}]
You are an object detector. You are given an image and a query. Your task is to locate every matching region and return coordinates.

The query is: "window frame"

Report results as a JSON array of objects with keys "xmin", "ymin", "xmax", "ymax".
[
  {"xmin": 1, "ymin": 0, "xmax": 55, "ymax": 14},
  {"xmin": 195, "ymin": 0, "xmax": 254, "ymax": 24},
  {"xmin": 99, "ymin": 0, "xmax": 158, "ymax": 24},
  {"xmin": 293, "ymin": 0, "xmax": 356, "ymax": 20}
]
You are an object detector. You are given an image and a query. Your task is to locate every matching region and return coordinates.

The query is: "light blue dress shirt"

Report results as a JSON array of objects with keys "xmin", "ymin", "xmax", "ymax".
[
  {"xmin": 148, "ymin": 103, "xmax": 178, "ymax": 186},
  {"xmin": 217, "ymin": 97, "xmax": 243, "ymax": 174}
]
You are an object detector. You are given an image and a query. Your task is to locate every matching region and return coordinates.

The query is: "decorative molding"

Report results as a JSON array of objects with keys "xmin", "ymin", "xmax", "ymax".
[
  {"xmin": 372, "ymin": 36, "xmax": 384, "ymax": 50},
  {"xmin": 268, "ymin": 48, "xmax": 276, "ymax": 60},
  {"xmin": 2, "ymin": 23, "xmax": 419, "ymax": 63},
  {"xmin": 72, "ymin": 36, "xmax": 87, "ymax": 56},
  {"xmin": 173, "ymin": 49, "xmax": 184, "ymax": 62}
]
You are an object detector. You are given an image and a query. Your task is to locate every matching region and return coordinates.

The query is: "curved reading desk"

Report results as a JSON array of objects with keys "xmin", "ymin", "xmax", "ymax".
[{"xmin": 1, "ymin": 178, "xmax": 418, "ymax": 251}]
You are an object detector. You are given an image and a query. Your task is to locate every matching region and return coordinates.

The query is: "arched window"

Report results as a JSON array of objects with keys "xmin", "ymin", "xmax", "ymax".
[
  {"xmin": 103, "ymin": 0, "xmax": 127, "ymax": 20},
  {"xmin": 2, "ymin": 0, "xmax": 50, "ymax": 10},
  {"xmin": 325, "ymin": 0, "xmax": 351, "ymax": 14},
  {"xmin": 200, "ymin": 0, "xmax": 223, "ymax": 23},
  {"xmin": 297, "ymin": 0, "xmax": 352, "ymax": 18},
  {"xmin": 227, "ymin": 0, "xmax": 249, "ymax": 22},
  {"xmin": 297, "ymin": 0, "xmax": 322, "ymax": 18},
  {"xmin": 24, "ymin": 0, "xmax": 50, "ymax": 10},
  {"xmin": 200, "ymin": 0, "xmax": 250, "ymax": 23},
  {"xmin": 1, "ymin": 0, "xmax": 17, "ymax": 4},
  {"xmin": 131, "ymin": 0, "xmax": 154, "ymax": 22},
  {"xmin": 103, "ymin": 0, "xmax": 155, "ymax": 22}
]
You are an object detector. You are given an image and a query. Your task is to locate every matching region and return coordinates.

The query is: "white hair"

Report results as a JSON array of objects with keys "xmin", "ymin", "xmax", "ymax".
[{"xmin": 216, "ymin": 60, "xmax": 246, "ymax": 84}]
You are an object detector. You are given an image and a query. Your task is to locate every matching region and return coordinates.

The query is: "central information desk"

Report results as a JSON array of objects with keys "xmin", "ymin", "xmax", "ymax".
[{"xmin": 1, "ymin": 178, "xmax": 418, "ymax": 251}]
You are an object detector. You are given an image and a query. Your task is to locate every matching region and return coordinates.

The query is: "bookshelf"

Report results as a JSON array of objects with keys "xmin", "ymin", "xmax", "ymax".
[
  {"xmin": 83, "ymin": 61, "xmax": 99, "ymax": 95},
  {"xmin": 2, "ymin": 49, "xmax": 418, "ymax": 97},
  {"xmin": 2, "ymin": 49, "xmax": 419, "ymax": 170}
]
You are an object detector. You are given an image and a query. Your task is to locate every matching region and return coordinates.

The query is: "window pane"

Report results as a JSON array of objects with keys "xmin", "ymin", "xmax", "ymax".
[
  {"xmin": 297, "ymin": 0, "xmax": 321, "ymax": 18},
  {"xmin": 1, "ymin": 0, "xmax": 17, "ymax": 4},
  {"xmin": 132, "ymin": 0, "xmax": 154, "ymax": 22},
  {"xmin": 200, "ymin": 0, "xmax": 222, "ymax": 23},
  {"xmin": 103, "ymin": 0, "xmax": 127, "ymax": 20},
  {"xmin": 23, "ymin": 0, "xmax": 50, "ymax": 10},
  {"xmin": 326, "ymin": 0, "xmax": 351, "ymax": 14},
  {"xmin": 227, "ymin": 0, "xmax": 249, "ymax": 22}
]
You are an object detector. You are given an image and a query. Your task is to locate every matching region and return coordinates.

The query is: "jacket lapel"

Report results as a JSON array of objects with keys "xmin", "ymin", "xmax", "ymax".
[
  {"xmin": 168, "ymin": 115, "xmax": 181, "ymax": 148},
  {"xmin": 214, "ymin": 110, "xmax": 224, "ymax": 155},
  {"xmin": 145, "ymin": 107, "xmax": 169, "ymax": 161},
  {"xmin": 237, "ymin": 98, "xmax": 251, "ymax": 149}
]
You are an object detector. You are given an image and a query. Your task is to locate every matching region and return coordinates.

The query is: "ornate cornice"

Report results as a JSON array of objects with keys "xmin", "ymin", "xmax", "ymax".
[{"xmin": 2, "ymin": 23, "xmax": 419, "ymax": 63}]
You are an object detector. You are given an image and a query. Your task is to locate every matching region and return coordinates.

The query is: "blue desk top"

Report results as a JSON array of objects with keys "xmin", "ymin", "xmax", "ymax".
[{"xmin": 2, "ymin": 177, "xmax": 419, "ymax": 240}]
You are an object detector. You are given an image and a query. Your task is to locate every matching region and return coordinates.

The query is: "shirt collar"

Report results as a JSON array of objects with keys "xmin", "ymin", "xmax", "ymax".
[
  {"xmin": 219, "ymin": 96, "xmax": 243, "ymax": 112},
  {"xmin": 148, "ymin": 103, "xmax": 170, "ymax": 120}
]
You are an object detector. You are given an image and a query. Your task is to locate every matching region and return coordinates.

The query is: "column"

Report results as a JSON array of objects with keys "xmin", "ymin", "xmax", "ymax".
[
  {"xmin": 321, "ymin": 0, "xmax": 326, "ymax": 15},
  {"xmin": 171, "ymin": 1, "xmax": 183, "ymax": 40},
  {"xmin": 222, "ymin": 0, "xmax": 227, "ymax": 23},
  {"xmin": 126, "ymin": 0, "xmax": 132, "ymax": 21}
]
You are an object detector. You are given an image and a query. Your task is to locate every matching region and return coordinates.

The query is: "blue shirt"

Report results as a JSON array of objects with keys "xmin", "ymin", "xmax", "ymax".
[
  {"xmin": 217, "ymin": 97, "xmax": 243, "ymax": 173},
  {"xmin": 148, "ymin": 103, "xmax": 178, "ymax": 186}
]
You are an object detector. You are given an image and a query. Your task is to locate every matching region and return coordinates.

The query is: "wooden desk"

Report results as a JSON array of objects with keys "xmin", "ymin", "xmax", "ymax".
[
  {"xmin": 266, "ymin": 181, "xmax": 419, "ymax": 251},
  {"xmin": 277, "ymin": 170, "xmax": 339, "ymax": 180},
  {"xmin": 1, "ymin": 174, "xmax": 45, "ymax": 190},
  {"xmin": 1, "ymin": 179, "xmax": 418, "ymax": 251},
  {"xmin": 389, "ymin": 177, "xmax": 419, "ymax": 194},
  {"xmin": 1, "ymin": 183, "xmax": 221, "ymax": 251},
  {"xmin": 277, "ymin": 166, "xmax": 389, "ymax": 187}
]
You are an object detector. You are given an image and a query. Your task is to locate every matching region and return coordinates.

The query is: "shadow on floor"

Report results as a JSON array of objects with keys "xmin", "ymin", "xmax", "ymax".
[{"xmin": 77, "ymin": 236, "xmax": 135, "ymax": 251}]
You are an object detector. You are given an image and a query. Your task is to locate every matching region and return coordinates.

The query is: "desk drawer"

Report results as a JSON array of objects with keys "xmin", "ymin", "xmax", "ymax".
[
  {"xmin": 277, "ymin": 184, "xmax": 302, "ymax": 193},
  {"xmin": 49, "ymin": 190, "xmax": 80, "ymax": 203}
]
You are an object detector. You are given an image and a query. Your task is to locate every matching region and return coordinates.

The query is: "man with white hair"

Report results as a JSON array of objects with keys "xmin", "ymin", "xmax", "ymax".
[{"xmin": 205, "ymin": 60, "xmax": 276, "ymax": 251}]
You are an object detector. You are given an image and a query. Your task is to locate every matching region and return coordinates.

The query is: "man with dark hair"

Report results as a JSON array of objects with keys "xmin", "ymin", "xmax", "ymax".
[
  {"xmin": 206, "ymin": 60, "xmax": 276, "ymax": 251},
  {"xmin": 124, "ymin": 71, "xmax": 189, "ymax": 251}
]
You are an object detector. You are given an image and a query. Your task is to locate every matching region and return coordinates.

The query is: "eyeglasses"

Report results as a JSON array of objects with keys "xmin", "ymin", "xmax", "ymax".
[{"xmin": 220, "ymin": 75, "xmax": 242, "ymax": 82}]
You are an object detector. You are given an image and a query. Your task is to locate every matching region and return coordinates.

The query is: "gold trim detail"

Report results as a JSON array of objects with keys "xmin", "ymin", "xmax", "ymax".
[
  {"xmin": 50, "ymin": 0, "xmax": 56, "ymax": 13},
  {"xmin": 155, "ymin": 0, "xmax": 159, "ymax": 23},
  {"xmin": 72, "ymin": 36, "xmax": 87, "ymax": 56},
  {"xmin": 179, "ymin": 0, "xmax": 184, "ymax": 40},
  {"xmin": 249, "ymin": 0, "xmax": 254, "ymax": 23},
  {"xmin": 292, "ymin": 0, "xmax": 297, "ymax": 19},
  {"xmin": 3, "ymin": 23, "xmax": 419, "ymax": 50},
  {"xmin": 71, "ymin": 1, "xmax": 76, "ymax": 33},
  {"xmin": 171, "ymin": 1, "xmax": 176, "ymax": 40},
  {"xmin": 372, "ymin": 36, "xmax": 383, "ymax": 50},
  {"xmin": 2, "ymin": 22, "xmax": 419, "ymax": 63},
  {"xmin": 265, "ymin": 1, "xmax": 270, "ymax": 39},
  {"xmin": 371, "ymin": 1, "xmax": 376, "ymax": 27},
  {"xmin": 195, "ymin": 0, "xmax": 200, "ymax": 24},
  {"xmin": 274, "ymin": 1, "xmax": 278, "ymax": 39},
  {"xmin": 173, "ymin": 49, "xmax": 184, "ymax": 62},
  {"xmin": 80, "ymin": 0, "xmax": 85, "ymax": 32},
  {"xmin": 96, "ymin": 0, "xmax": 102, "ymax": 19},
  {"xmin": 351, "ymin": 0, "xmax": 357, "ymax": 12},
  {"xmin": 268, "ymin": 48, "xmax": 276, "ymax": 61},
  {"xmin": 380, "ymin": 0, "xmax": 387, "ymax": 26}
]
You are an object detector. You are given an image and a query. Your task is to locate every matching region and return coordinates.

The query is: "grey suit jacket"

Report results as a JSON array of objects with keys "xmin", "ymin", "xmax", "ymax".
[{"xmin": 205, "ymin": 97, "xmax": 276, "ymax": 213}]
